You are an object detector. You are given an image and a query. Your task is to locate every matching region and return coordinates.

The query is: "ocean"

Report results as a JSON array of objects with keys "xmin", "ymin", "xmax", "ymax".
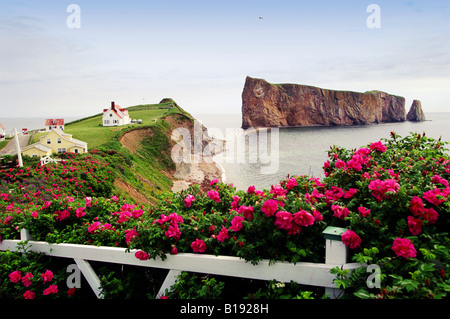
[
  {"xmin": 2, "ymin": 113, "xmax": 450, "ymax": 192},
  {"xmin": 195, "ymin": 112, "xmax": 450, "ymax": 191},
  {"xmin": 0, "ymin": 117, "xmax": 79, "ymax": 136}
]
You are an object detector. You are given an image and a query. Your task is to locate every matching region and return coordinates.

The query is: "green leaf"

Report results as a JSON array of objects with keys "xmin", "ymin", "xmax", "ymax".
[{"xmin": 354, "ymin": 289, "xmax": 372, "ymax": 299}]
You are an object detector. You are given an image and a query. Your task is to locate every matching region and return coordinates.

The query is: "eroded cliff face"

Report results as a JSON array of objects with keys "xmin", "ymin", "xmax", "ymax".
[
  {"xmin": 407, "ymin": 100, "xmax": 426, "ymax": 122},
  {"xmin": 241, "ymin": 76, "xmax": 407, "ymax": 128}
]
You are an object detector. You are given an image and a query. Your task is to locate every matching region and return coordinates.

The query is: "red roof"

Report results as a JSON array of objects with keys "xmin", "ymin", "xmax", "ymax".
[
  {"xmin": 45, "ymin": 119, "xmax": 64, "ymax": 126},
  {"xmin": 103, "ymin": 102, "xmax": 129, "ymax": 119}
]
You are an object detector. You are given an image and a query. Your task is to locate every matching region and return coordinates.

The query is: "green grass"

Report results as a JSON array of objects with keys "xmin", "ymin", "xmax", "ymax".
[
  {"xmin": 0, "ymin": 140, "xmax": 10, "ymax": 151},
  {"xmin": 58, "ymin": 101, "xmax": 192, "ymax": 203},
  {"xmin": 57, "ymin": 104, "xmax": 170, "ymax": 149}
]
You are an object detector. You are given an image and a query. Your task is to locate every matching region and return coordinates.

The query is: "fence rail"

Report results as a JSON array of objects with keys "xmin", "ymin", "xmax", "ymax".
[
  {"xmin": 40, "ymin": 156, "xmax": 61, "ymax": 166},
  {"xmin": 0, "ymin": 227, "xmax": 360, "ymax": 299}
]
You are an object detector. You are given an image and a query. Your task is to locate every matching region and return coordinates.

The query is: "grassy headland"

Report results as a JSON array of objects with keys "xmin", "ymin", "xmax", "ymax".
[{"xmin": 40, "ymin": 99, "xmax": 196, "ymax": 204}]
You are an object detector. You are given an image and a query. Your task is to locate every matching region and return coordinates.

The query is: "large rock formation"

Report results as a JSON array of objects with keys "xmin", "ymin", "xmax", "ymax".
[
  {"xmin": 241, "ymin": 76, "xmax": 409, "ymax": 128},
  {"xmin": 406, "ymin": 100, "xmax": 426, "ymax": 122}
]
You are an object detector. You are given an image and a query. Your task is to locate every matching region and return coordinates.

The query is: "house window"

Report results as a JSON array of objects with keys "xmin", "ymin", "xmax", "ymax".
[
  {"xmin": 114, "ymin": 120, "xmax": 118, "ymax": 124},
  {"xmin": 57, "ymin": 148, "xmax": 66, "ymax": 154},
  {"xmin": 110, "ymin": 114, "xmax": 113, "ymax": 117},
  {"xmin": 74, "ymin": 149, "xmax": 79, "ymax": 154},
  {"xmin": 104, "ymin": 120, "xmax": 109, "ymax": 125},
  {"xmin": 47, "ymin": 139, "xmax": 51, "ymax": 144},
  {"xmin": 57, "ymin": 138, "xmax": 62, "ymax": 144}
]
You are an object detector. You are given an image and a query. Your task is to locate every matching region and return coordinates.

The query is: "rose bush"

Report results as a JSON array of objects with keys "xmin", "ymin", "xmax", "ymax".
[{"xmin": 1, "ymin": 132, "xmax": 449, "ymax": 299}]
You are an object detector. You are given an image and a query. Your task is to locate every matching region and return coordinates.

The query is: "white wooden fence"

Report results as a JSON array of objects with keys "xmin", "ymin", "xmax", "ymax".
[
  {"xmin": 0, "ymin": 226, "xmax": 360, "ymax": 299},
  {"xmin": 40, "ymin": 156, "xmax": 61, "ymax": 166}
]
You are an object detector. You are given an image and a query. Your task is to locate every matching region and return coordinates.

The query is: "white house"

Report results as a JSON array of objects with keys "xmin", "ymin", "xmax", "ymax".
[
  {"xmin": 0, "ymin": 123, "xmax": 5, "ymax": 141},
  {"xmin": 102, "ymin": 102, "xmax": 131, "ymax": 127},
  {"xmin": 45, "ymin": 119, "xmax": 65, "ymax": 131}
]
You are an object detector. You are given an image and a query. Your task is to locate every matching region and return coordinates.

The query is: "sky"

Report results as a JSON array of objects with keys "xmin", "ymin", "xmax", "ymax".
[{"xmin": 0, "ymin": 0, "xmax": 449, "ymax": 119}]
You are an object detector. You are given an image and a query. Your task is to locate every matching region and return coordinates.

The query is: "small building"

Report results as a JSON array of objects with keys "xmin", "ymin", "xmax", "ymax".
[
  {"xmin": 45, "ymin": 119, "xmax": 65, "ymax": 131},
  {"xmin": 102, "ymin": 101, "xmax": 131, "ymax": 126},
  {"xmin": 22, "ymin": 129, "xmax": 88, "ymax": 158},
  {"xmin": 0, "ymin": 123, "xmax": 5, "ymax": 141}
]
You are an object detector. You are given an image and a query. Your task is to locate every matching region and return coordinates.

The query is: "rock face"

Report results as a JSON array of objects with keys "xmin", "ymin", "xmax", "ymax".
[
  {"xmin": 406, "ymin": 100, "xmax": 426, "ymax": 122},
  {"xmin": 241, "ymin": 76, "xmax": 408, "ymax": 128}
]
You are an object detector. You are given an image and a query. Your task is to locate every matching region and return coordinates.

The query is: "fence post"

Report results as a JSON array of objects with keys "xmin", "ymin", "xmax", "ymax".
[
  {"xmin": 20, "ymin": 229, "xmax": 33, "ymax": 241},
  {"xmin": 157, "ymin": 269, "xmax": 182, "ymax": 299},
  {"xmin": 323, "ymin": 226, "xmax": 348, "ymax": 299}
]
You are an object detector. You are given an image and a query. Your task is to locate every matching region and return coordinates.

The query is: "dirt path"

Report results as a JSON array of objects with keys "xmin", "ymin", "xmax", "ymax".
[{"xmin": 0, "ymin": 133, "xmax": 30, "ymax": 156}]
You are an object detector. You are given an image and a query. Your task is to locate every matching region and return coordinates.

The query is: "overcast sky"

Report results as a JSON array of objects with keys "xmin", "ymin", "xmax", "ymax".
[{"xmin": 0, "ymin": 0, "xmax": 449, "ymax": 119}]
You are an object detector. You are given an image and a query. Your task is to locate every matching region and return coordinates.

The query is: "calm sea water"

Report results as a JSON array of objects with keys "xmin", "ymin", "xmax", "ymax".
[
  {"xmin": 0, "ymin": 117, "xmax": 78, "ymax": 135},
  {"xmin": 4, "ymin": 113, "xmax": 450, "ymax": 192},
  {"xmin": 195, "ymin": 112, "xmax": 450, "ymax": 191}
]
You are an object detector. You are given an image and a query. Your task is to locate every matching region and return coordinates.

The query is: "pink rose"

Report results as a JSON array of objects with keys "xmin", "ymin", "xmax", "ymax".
[
  {"xmin": 409, "ymin": 196, "xmax": 425, "ymax": 216},
  {"xmin": 23, "ymin": 290, "xmax": 35, "ymax": 299},
  {"xmin": 135, "ymin": 250, "xmax": 150, "ymax": 261},
  {"xmin": 231, "ymin": 195, "xmax": 240, "ymax": 210},
  {"xmin": 125, "ymin": 227, "xmax": 139, "ymax": 244},
  {"xmin": 368, "ymin": 179, "xmax": 399, "ymax": 201},
  {"xmin": 216, "ymin": 226, "xmax": 229, "ymax": 242},
  {"xmin": 41, "ymin": 270, "xmax": 54, "ymax": 284},
  {"xmin": 293, "ymin": 210, "xmax": 314, "ymax": 227},
  {"xmin": 207, "ymin": 190, "xmax": 221, "ymax": 203},
  {"xmin": 358, "ymin": 206, "xmax": 371, "ymax": 217},
  {"xmin": 85, "ymin": 197, "xmax": 92, "ymax": 207},
  {"xmin": 238, "ymin": 205, "xmax": 254, "ymax": 220},
  {"xmin": 43, "ymin": 284, "xmax": 58, "ymax": 295},
  {"xmin": 407, "ymin": 216, "xmax": 423, "ymax": 235},
  {"xmin": 230, "ymin": 216, "xmax": 244, "ymax": 232},
  {"xmin": 9, "ymin": 270, "xmax": 21, "ymax": 283},
  {"xmin": 88, "ymin": 221, "xmax": 101, "ymax": 233},
  {"xmin": 184, "ymin": 194, "xmax": 195, "ymax": 208},
  {"xmin": 261, "ymin": 199, "xmax": 278, "ymax": 217},
  {"xmin": 286, "ymin": 177, "xmax": 298, "ymax": 190},
  {"xmin": 341, "ymin": 230, "xmax": 361, "ymax": 249},
  {"xmin": 423, "ymin": 188, "xmax": 446, "ymax": 206},
  {"xmin": 344, "ymin": 188, "xmax": 358, "ymax": 199},
  {"xmin": 191, "ymin": 239, "xmax": 207, "ymax": 253},
  {"xmin": 392, "ymin": 238, "xmax": 417, "ymax": 259},
  {"xmin": 75, "ymin": 206, "xmax": 86, "ymax": 217},
  {"xmin": 335, "ymin": 159, "xmax": 346, "ymax": 169},
  {"xmin": 312, "ymin": 209, "xmax": 323, "ymax": 221},
  {"xmin": 165, "ymin": 224, "xmax": 181, "ymax": 241},
  {"xmin": 274, "ymin": 211, "xmax": 293, "ymax": 230},
  {"xmin": 331, "ymin": 205, "xmax": 350, "ymax": 220},
  {"xmin": 370, "ymin": 141, "xmax": 387, "ymax": 152},
  {"xmin": 22, "ymin": 272, "xmax": 33, "ymax": 288}
]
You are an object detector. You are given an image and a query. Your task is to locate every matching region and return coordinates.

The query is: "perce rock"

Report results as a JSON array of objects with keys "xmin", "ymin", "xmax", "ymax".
[{"xmin": 241, "ymin": 76, "xmax": 423, "ymax": 129}]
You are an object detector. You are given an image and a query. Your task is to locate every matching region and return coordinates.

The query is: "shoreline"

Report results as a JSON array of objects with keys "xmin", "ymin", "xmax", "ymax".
[{"xmin": 171, "ymin": 154, "xmax": 226, "ymax": 193}]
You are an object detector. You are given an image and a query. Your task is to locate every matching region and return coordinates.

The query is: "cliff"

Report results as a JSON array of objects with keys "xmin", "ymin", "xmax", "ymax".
[
  {"xmin": 241, "ymin": 76, "xmax": 408, "ymax": 128},
  {"xmin": 407, "ymin": 100, "xmax": 426, "ymax": 122}
]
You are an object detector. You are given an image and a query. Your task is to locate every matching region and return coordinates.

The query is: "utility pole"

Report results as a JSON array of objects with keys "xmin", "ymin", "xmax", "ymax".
[{"xmin": 14, "ymin": 128, "xmax": 23, "ymax": 167}]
